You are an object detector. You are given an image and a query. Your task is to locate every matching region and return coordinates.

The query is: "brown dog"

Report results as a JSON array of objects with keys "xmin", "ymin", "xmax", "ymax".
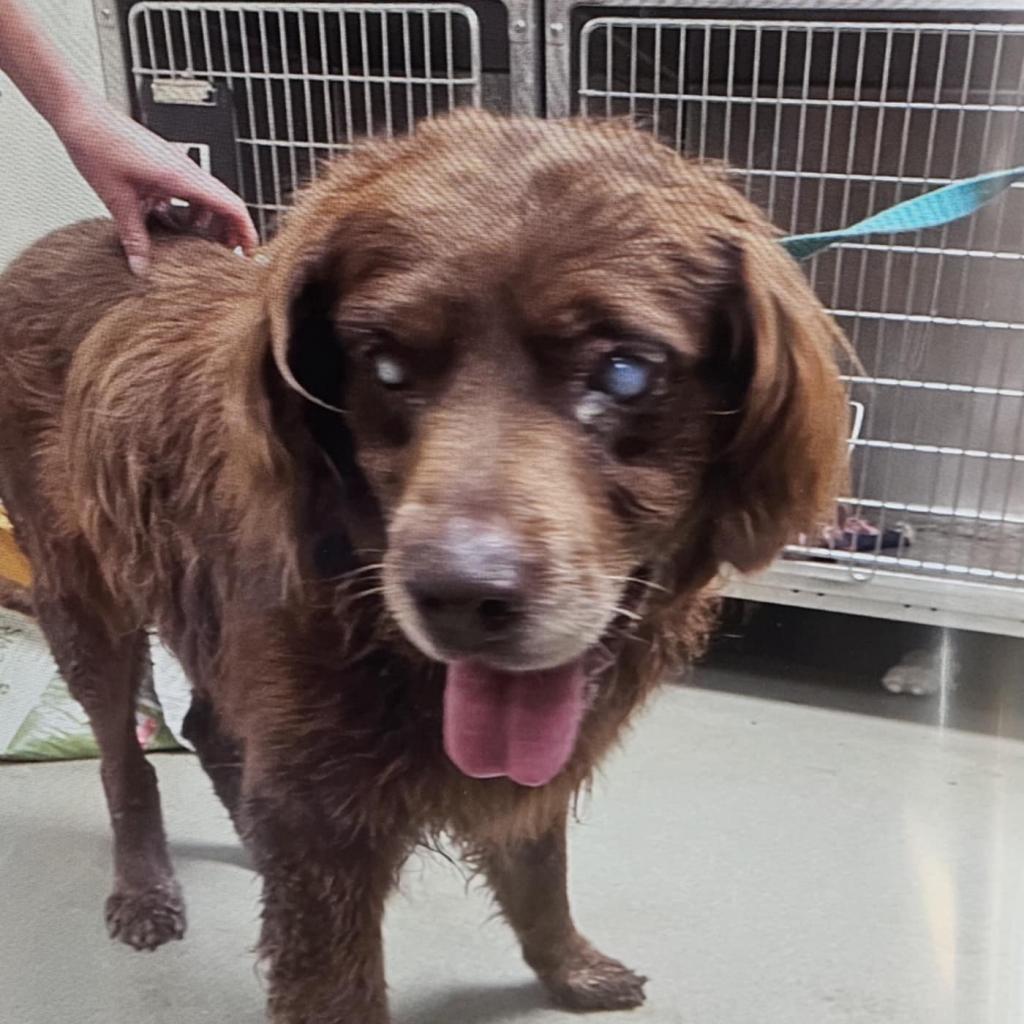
[{"xmin": 0, "ymin": 111, "xmax": 846, "ymax": 1021}]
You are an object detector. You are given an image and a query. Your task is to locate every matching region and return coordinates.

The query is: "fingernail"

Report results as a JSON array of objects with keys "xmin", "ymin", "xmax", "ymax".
[{"xmin": 128, "ymin": 254, "xmax": 149, "ymax": 277}]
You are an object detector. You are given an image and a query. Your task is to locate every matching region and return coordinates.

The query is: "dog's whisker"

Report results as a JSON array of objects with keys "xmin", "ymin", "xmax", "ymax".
[
  {"xmin": 612, "ymin": 605, "xmax": 642, "ymax": 623},
  {"xmin": 342, "ymin": 586, "xmax": 388, "ymax": 604},
  {"xmin": 604, "ymin": 574, "xmax": 668, "ymax": 594},
  {"xmin": 332, "ymin": 570, "xmax": 386, "ymax": 591},
  {"xmin": 349, "ymin": 561, "xmax": 387, "ymax": 574},
  {"xmin": 336, "ymin": 562, "xmax": 386, "ymax": 582},
  {"xmin": 604, "ymin": 624, "xmax": 647, "ymax": 647}
]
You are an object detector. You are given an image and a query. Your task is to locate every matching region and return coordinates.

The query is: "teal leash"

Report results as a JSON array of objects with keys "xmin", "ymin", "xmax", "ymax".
[{"xmin": 780, "ymin": 166, "xmax": 1024, "ymax": 261}]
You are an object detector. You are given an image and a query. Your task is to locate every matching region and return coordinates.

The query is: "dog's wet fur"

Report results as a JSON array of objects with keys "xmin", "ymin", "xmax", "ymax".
[{"xmin": 0, "ymin": 112, "xmax": 846, "ymax": 1021}]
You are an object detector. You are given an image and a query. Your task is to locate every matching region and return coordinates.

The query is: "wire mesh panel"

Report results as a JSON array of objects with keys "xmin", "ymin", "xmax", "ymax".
[
  {"xmin": 128, "ymin": 2, "xmax": 482, "ymax": 237},
  {"xmin": 580, "ymin": 17, "xmax": 1024, "ymax": 589}
]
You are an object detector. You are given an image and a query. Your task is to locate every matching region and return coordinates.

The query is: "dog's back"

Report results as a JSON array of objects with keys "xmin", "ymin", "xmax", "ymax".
[
  {"xmin": 0, "ymin": 219, "xmax": 234, "ymax": 488},
  {"xmin": 0, "ymin": 220, "xmax": 258, "ymax": 584},
  {"xmin": 1, "ymin": 216, "xmax": 266, "ymax": 649},
  {"xmin": 0, "ymin": 221, "xmax": 137, "ymax": 439},
  {"xmin": 0, "ymin": 220, "xmax": 144, "ymax": 622}
]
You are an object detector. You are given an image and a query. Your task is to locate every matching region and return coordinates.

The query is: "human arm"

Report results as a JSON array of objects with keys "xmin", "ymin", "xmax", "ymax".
[{"xmin": 0, "ymin": 0, "xmax": 258, "ymax": 273}]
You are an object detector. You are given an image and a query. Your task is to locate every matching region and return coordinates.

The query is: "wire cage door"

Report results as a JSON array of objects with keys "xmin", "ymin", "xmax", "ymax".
[
  {"xmin": 576, "ymin": 16, "xmax": 1024, "ymax": 629},
  {"xmin": 128, "ymin": 2, "xmax": 483, "ymax": 238}
]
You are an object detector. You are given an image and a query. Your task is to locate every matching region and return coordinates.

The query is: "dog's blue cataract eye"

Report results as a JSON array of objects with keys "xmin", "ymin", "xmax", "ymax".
[
  {"xmin": 374, "ymin": 354, "xmax": 407, "ymax": 387},
  {"xmin": 602, "ymin": 356, "xmax": 650, "ymax": 399}
]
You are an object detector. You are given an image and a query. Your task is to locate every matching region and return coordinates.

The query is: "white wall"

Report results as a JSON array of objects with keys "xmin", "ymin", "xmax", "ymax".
[{"xmin": 0, "ymin": 0, "xmax": 107, "ymax": 269}]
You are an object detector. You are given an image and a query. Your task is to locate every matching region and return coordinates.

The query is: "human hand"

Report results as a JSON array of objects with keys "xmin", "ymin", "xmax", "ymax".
[{"xmin": 55, "ymin": 97, "xmax": 259, "ymax": 276}]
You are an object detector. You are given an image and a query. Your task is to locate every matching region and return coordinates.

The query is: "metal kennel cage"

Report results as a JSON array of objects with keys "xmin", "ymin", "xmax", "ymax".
[
  {"xmin": 545, "ymin": 1, "xmax": 1024, "ymax": 637},
  {"xmin": 94, "ymin": 0, "xmax": 541, "ymax": 238},
  {"xmin": 86, "ymin": 0, "xmax": 1024, "ymax": 637}
]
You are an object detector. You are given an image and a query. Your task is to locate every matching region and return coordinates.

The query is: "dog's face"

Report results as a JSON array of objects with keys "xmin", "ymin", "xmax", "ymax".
[{"xmin": 263, "ymin": 112, "xmax": 847, "ymax": 785}]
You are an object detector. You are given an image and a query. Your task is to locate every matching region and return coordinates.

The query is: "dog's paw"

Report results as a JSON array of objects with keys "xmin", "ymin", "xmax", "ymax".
[
  {"xmin": 105, "ymin": 882, "xmax": 186, "ymax": 951},
  {"xmin": 542, "ymin": 947, "xmax": 648, "ymax": 1012}
]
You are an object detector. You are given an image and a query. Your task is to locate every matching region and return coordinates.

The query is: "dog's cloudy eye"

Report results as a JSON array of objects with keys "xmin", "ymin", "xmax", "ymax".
[
  {"xmin": 373, "ymin": 353, "xmax": 407, "ymax": 388},
  {"xmin": 599, "ymin": 355, "xmax": 652, "ymax": 400}
]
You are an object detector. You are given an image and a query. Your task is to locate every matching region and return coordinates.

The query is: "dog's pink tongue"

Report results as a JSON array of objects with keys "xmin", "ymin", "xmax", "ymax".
[{"xmin": 443, "ymin": 660, "xmax": 587, "ymax": 787}]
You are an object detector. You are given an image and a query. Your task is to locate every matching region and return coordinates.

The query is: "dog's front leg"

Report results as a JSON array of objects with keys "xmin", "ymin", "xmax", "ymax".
[
  {"xmin": 244, "ymin": 793, "xmax": 402, "ymax": 1024},
  {"xmin": 468, "ymin": 807, "xmax": 647, "ymax": 1012}
]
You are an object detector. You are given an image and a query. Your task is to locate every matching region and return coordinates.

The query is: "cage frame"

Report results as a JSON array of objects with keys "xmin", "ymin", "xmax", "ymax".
[
  {"xmin": 548, "ymin": 0, "xmax": 1024, "ymax": 637},
  {"xmin": 88, "ymin": 0, "xmax": 1024, "ymax": 637},
  {"xmin": 94, "ymin": 0, "xmax": 542, "ymax": 116},
  {"xmin": 544, "ymin": 0, "xmax": 1024, "ymax": 118}
]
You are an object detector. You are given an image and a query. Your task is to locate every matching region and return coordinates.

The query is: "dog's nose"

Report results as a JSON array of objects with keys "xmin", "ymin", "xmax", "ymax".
[{"xmin": 402, "ymin": 520, "xmax": 527, "ymax": 653}]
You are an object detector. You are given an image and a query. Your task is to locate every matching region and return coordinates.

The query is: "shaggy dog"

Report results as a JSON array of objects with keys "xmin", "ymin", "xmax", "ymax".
[{"xmin": 0, "ymin": 111, "xmax": 846, "ymax": 1022}]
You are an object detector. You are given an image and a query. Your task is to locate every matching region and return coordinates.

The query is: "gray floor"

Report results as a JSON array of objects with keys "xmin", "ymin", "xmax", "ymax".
[{"xmin": 4, "ymin": 609, "xmax": 1024, "ymax": 1024}]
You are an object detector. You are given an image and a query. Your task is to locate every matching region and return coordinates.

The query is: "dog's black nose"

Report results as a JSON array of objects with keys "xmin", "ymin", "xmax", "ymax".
[{"xmin": 402, "ymin": 520, "xmax": 527, "ymax": 653}]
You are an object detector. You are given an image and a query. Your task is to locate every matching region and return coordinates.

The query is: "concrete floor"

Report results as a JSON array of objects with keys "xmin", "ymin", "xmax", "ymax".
[{"xmin": 4, "ymin": 608, "xmax": 1024, "ymax": 1023}]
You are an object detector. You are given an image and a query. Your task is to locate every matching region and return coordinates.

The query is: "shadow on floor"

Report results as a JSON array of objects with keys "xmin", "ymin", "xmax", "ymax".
[
  {"xmin": 172, "ymin": 839, "xmax": 253, "ymax": 871},
  {"xmin": 688, "ymin": 601, "xmax": 1024, "ymax": 742},
  {"xmin": 402, "ymin": 981, "xmax": 547, "ymax": 1024}
]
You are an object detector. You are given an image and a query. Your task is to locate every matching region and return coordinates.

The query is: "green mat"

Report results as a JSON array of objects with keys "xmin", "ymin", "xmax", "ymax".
[{"xmin": 0, "ymin": 606, "xmax": 184, "ymax": 761}]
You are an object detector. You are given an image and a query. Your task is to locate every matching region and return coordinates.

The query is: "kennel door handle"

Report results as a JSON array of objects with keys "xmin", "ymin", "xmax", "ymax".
[{"xmin": 781, "ymin": 165, "xmax": 1024, "ymax": 262}]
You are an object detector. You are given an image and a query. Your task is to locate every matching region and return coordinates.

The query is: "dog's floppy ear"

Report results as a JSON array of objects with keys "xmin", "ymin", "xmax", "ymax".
[
  {"xmin": 220, "ymin": 230, "xmax": 353, "ymax": 505},
  {"xmin": 223, "ymin": 225, "xmax": 346, "ymax": 483},
  {"xmin": 707, "ymin": 232, "xmax": 849, "ymax": 573},
  {"xmin": 263, "ymin": 137, "xmax": 405, "ymax": 408},
  {"xmin": 264, "ymin": 227, "xmax": 349, "ymax": 413}
]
